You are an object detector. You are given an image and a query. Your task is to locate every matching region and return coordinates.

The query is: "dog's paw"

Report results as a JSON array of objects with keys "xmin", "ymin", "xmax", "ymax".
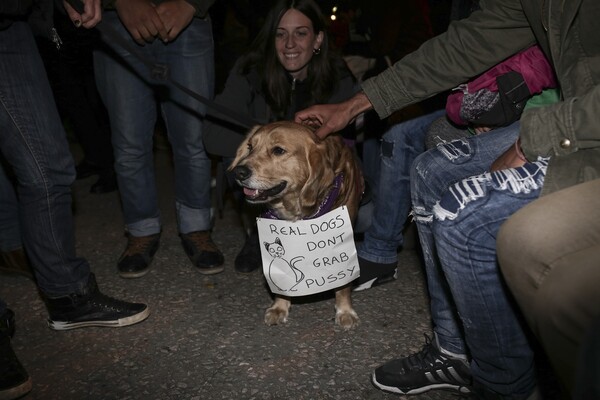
[
  {"xmin": 335, "ymin": 309, "xmax": 359, "ymax": 330},
  {"xmin": 264, "ymin": 307, "xmax": 288, "ymax": 326}
]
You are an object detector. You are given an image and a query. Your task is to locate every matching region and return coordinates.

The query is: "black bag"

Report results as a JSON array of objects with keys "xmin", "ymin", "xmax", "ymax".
[{"xmin": 472, "ymin": 71, "xmax": 531, "ymax": 127}]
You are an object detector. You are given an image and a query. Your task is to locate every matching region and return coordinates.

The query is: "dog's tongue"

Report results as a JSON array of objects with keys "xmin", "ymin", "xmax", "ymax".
[{"xmin": 243, "ymin": 187, "xmax": 260, "ymax": 198}]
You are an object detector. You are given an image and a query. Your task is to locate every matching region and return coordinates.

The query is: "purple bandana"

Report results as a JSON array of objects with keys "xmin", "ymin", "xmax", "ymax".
[{"xmin": 261, "ymin": 174, "xmax": 344, "ymax": 220}]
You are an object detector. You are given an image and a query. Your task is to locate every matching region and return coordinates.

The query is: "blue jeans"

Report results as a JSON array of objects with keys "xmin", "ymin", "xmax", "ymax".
[
  {"xmin": 411, "ymin": 122, "xmax": 545, "ymax": 397},
  {"xmin": 94, "ymin": 12, "xmax": 215, "ymax": 236},
  {"xmin": 0, "ymin": 22, "xmax": 90, "ymax": 296},
  {"xmin": 0, "ymin": 165, "xmax": 21, "ymax": 252},
  {"xmin": 358, "ymin": 110, "xmax": 445, "ymax": 264}
]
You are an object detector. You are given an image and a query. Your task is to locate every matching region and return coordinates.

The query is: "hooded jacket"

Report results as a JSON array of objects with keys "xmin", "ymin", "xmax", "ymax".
[
  {"xmin": 362, "ymin": 0, "xmax": 600, "ymax": 196},
  {"xmin": 204, "ymin": 60, "xmax": 358, "ymax": 158}
]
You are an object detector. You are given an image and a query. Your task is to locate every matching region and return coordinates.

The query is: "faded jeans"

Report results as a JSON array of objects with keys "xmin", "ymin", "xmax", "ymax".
[
  {"xmin": 94, "ymin": 12, "xmax": 215, "ymax": 236},
  {"xmin": 0, "ymin": 22, "xmax": 90, "ymax": 296},
  {"xmin": 358, "ymin": 110, "xmax": 444, "ymax": 264},
  {"xmin": 411, "ymin": 122, "xmax": 546, "ymax": 398}
]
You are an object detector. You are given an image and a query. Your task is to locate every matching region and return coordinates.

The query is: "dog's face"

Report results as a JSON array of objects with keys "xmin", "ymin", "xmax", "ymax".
[{"xmin": 229, "ymin": 121, "xmax": 361, "ymax": 221}]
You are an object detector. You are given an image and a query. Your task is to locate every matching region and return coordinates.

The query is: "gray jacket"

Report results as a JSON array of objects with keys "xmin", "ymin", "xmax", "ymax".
[{"xmin": 362, "ymin": 0, "xmax": 600, "ymax": 196}]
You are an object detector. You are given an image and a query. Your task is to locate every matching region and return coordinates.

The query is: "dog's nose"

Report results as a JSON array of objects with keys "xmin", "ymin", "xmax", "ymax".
[{"xmin": 233, "ymin": 165, "xmax": 252, "ymax": 181}]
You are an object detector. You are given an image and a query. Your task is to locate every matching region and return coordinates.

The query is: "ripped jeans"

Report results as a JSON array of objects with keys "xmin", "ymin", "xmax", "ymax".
[
  {"xmin": 410, "ymin": 122, "xmax": 546, "ymax": 398},
  {"xmin": 358, "ymin": 110, "xmax": 445, "ymax": 264}
]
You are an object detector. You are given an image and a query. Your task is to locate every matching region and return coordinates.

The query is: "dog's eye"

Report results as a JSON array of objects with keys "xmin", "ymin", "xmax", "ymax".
[{"xmin": 272, "ymin": 146, "xmax": 286, "ymax": 156}]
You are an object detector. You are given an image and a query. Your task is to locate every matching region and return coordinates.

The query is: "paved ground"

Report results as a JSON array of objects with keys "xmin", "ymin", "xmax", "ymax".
[{"xmin": 1, "ymin": 144, "xmax": 561, "ymax": 400}]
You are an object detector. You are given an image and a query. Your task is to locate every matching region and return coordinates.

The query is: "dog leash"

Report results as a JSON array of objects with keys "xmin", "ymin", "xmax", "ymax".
[{"xmin": 65, "ymin": 0, "xmax": 260, "ymax": 130}]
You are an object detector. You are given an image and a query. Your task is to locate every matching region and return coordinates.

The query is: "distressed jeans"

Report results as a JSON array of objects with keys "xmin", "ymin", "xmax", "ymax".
[
  {"xmin": 0, "ymin": 22, "xmax": 90, "ymax": 296},
  {"xmin": 358, "ymin": 110, "xmax": 445, "ymax": 264},
  {"xmin": 411, "ymin": 122, "xmax": 546, "ymax": 397},
  {"xmin": 94, "ymin": 12, "xmax": 215, "ymax": 236}
]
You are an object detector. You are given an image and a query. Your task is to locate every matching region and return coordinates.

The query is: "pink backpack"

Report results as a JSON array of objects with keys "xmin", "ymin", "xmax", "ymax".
[{"xmin": 446, "ymin": 45, "xmax": 557, "ymax": 126}]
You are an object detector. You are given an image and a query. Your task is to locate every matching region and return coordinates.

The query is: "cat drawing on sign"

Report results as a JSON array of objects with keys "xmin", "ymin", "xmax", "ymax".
[{"xmin": 264, "ymin": 237, "xmax": 305, "ymax": 292}]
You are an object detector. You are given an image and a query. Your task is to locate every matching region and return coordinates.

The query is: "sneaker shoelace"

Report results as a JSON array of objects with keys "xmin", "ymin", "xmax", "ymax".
[{"xmin": 403, "ymin": 335, "xmax": 447, "ymax": 370}]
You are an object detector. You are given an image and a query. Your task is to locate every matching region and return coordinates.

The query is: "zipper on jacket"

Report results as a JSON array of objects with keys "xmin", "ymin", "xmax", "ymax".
[
  {"xmin": 289, "ymin": 77, "xmax": 297, "ymax": 113},
  {"xmin": 452, "ymin": 83, "xmax": 468, "ymax": 94},
  {"xmin": 51, "ymin": 28, "xmax": 63, "ymax": 50},
  {"xmin": 541, "ymin": 0, "xmax": 548, "ymax": 32}
]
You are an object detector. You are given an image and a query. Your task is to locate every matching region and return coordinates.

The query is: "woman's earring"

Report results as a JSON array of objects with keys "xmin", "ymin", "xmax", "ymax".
[{"xmin": 313, "ymin": 48, "xmax": 321, "ymax": 55}]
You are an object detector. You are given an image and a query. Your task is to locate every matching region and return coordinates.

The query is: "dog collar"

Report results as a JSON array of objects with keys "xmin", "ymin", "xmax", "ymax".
[{"xmin": 261, "ymin": 174, "xmax": 344, "ymax": 220}]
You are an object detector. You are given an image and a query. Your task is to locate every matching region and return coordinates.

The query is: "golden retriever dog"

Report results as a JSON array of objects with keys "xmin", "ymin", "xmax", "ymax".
[{"xmin": 229, "ymin": 121, "xmax": 364, "ymax": 330}]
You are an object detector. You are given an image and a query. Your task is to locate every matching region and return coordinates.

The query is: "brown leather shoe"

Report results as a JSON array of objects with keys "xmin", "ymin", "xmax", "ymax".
[
  {"xmin": 0, "ymin": 248, "xmax": 34, "ymax": 280},
  {"xmin": 180, "ymin": 231, "xmax": 224, "ymax": 275},
  {"xmin": 117, "ymin": 233, "xmax": 160, "ymax": 279}
]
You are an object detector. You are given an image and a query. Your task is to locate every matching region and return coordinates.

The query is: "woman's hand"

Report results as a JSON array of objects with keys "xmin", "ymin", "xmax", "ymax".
[{"xmin": 63, "ymin": 0, "xmax": 102, "ymax": 29}]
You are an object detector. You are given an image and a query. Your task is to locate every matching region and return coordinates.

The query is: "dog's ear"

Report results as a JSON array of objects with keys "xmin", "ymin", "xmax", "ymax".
[
  {"xmin": 333, "ymin": 137, "xmax": 364, "ymax": 219},
  {"xmin": 229, "ymin": 125, "xmax": 262, "ymax": 171},
  {"xmin": 299, "ymin": 138, "xmax": 336, "ymax": 212},
  {"xmin": 302, "ymin": 123, "xmax": 317, "ymax": 134}
]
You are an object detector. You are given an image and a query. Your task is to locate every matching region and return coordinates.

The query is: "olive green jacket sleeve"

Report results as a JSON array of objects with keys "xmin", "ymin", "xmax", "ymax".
[
  {"xmin": 362, "ymin": 0, "xmax": 535, "ymax": 119},
  {"xmin": 362, "ymin": 0, "xmax": 600, "ymax": 195},
  {"xmin": 520, "ymin": 85, "xmax": 600, "ymax": 193}
]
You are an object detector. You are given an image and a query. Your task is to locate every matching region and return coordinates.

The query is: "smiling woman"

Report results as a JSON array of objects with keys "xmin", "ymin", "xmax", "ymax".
[
  {"xmin": 275, "ymin": 9, "xmax": 324, "ymax": 80},
  {"xmin": 204, "ymin": 0, "xmax": 357, "ymax": 158},
  {"xmin": 204, "ymin": 0, "xmax": 359, "ymax": 274}
]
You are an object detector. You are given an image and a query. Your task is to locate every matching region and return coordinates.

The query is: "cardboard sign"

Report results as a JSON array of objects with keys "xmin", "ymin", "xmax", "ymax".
[{"xmin": 256, "ymin": 206, "xmax": 359, "ymax": 296}]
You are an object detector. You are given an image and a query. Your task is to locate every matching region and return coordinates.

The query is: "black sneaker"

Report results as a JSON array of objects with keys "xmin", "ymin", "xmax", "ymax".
[
  {"xmin": 44, "ymin": 274, "xmax": 150, "ymax": 331},
  {"xmin": 234, "ymin": 230, "xmax": 262, "ymax": 273},
  {"xmin": 0, "ymin": 309, "xmax": 16, "ymax": 339},
  {"xmin": 117, "ymin": 233, "xmax": 160, "ymax": 278},
  {"xmin": 0, "ymin": 310, "xmax": 32, "ymax": 400},
  {"xmin": 180, "ymin": 231, "xmax": 224, "ymax": 275},
  {"xmin": 353, "ymin": 256, "xmax": 398, "ymax": 292},
  {"xmin": 372, "ymin": 335, "xmax": 472, "ymax": 395}
]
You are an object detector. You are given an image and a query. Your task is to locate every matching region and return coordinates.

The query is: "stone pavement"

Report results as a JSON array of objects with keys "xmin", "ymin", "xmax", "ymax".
[{"xmin": 0, "ymin": 144, "xmax": 552, "ymax": 400}]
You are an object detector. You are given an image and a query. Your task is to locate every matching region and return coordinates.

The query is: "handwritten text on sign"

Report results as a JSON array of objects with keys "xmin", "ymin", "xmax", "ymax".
[{"xmin": 256, "ymin": 206, "xmax": 359, "ymax": 296}]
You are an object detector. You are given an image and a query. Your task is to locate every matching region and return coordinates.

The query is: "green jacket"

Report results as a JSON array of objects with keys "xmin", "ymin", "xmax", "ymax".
[
  {"xmin": 102, "ymin": 0, "xmax": 215, "ymax": 18},
  {"xmin": 362, "ymin": 0, "xmax": 600, "ymax": 196}
]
